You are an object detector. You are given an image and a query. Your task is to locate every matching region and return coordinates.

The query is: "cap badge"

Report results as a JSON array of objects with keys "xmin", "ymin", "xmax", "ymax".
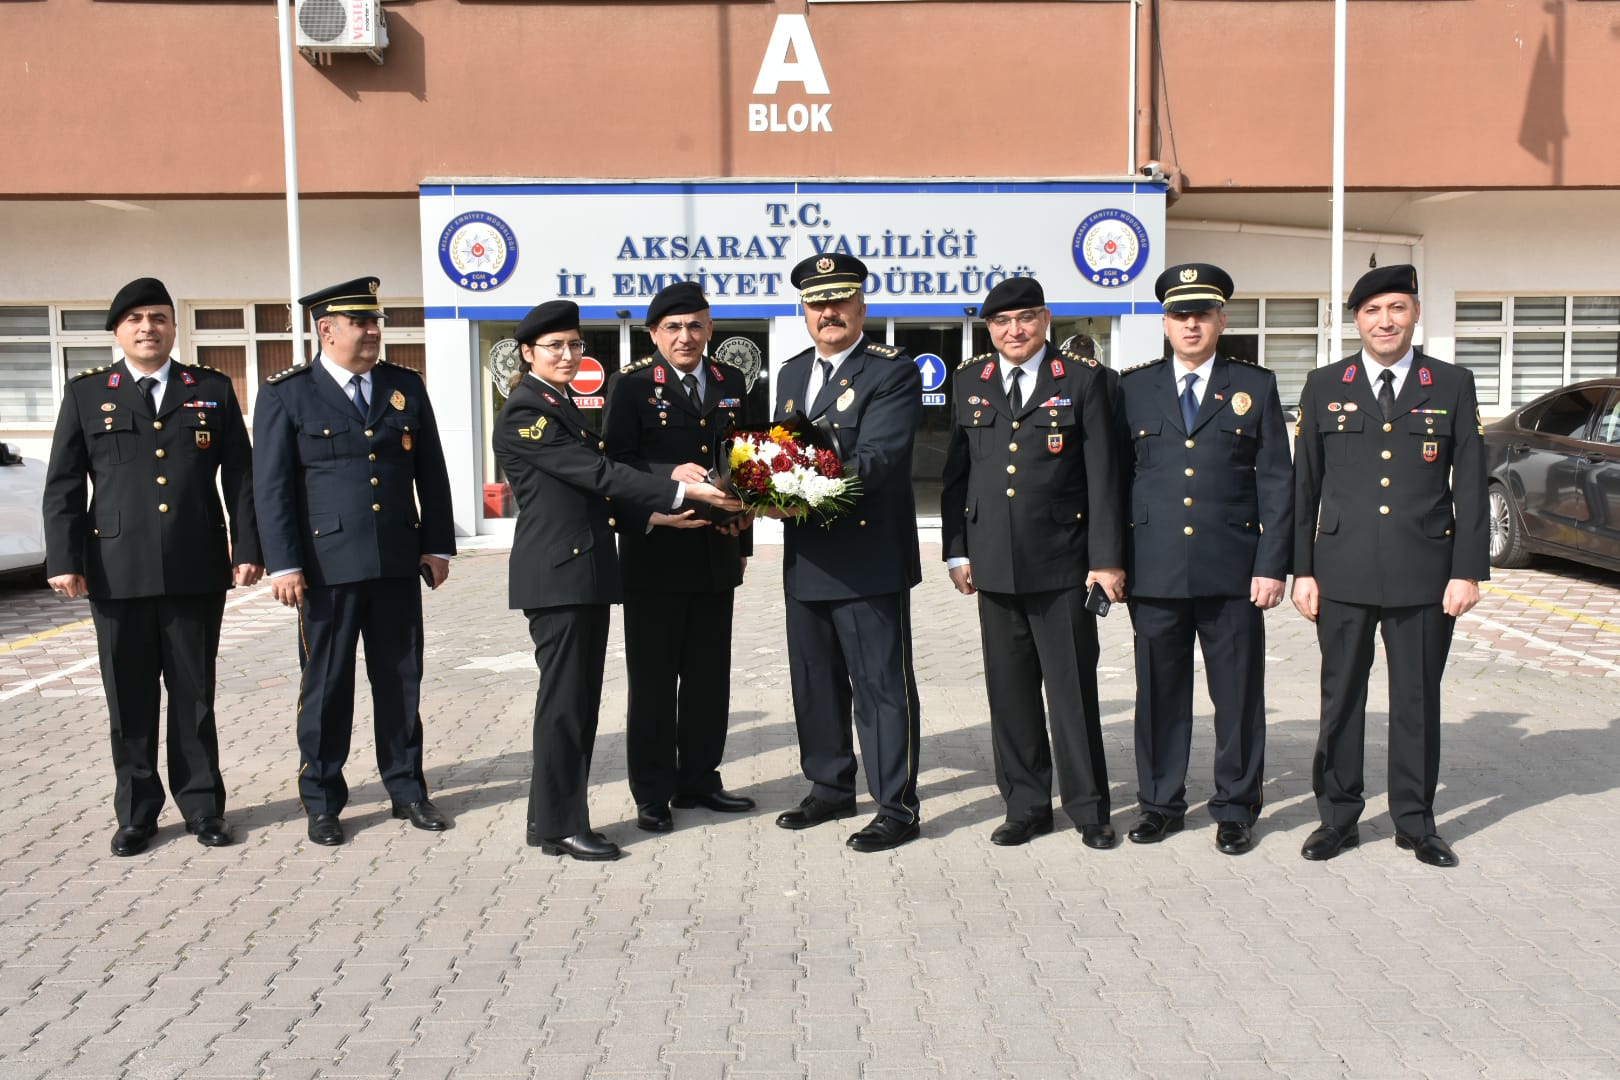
[
  {"xmin": 816, "ymin": 257, "xmax": 834, "ymax": 273},
  {"xmin": 368, "ymin": 281, "xmax": 379, "ymax": 295},
  {"xmin": 390, "ymin": 390, "xmax": 406, "ymax": 411},
  {"xmin": 1232, "ymin": 392, "xmax": 1252, "ymax": 416},
  {"xmin": 1180, "ymin": 267, "xmax": 1199, "ymax": 283}
]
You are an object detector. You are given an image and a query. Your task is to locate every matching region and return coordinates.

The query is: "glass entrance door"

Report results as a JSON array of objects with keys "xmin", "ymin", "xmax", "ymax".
[{"xmin": 893, "ymin": 320, "xmax": 966, "ymax": 520}]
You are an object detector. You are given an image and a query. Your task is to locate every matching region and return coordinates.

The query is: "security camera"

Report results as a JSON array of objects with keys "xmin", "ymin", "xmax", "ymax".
[{"xmin": 1140, "ymin": 162, "xmax": 1166, "ymax": 183}]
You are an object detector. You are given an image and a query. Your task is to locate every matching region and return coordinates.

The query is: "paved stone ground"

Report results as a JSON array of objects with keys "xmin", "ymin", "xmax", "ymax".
[{"xmin": 1, "ymin": 545, "xmax": 1618, "ymax": 1080}]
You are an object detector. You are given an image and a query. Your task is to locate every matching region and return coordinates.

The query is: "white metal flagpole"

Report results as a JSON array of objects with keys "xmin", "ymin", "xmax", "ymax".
[
  {"xmin": 1330, "ymin": 0, "xmax": 1347, "ymax": 355},
  {"xmin": 276, "ymin": 1, "xmax": 306, "ymax": 363}
]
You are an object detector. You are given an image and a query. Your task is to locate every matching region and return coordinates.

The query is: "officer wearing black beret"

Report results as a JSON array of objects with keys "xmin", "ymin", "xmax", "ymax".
[
  {"xmin": 44, "ymin": 276, "xmax": 263, "ymax": 855},
  {"xmin": 495, "ymin": 299, "xmax": 740, "ymax": 860},
  {"xmin": 602, "ymin": 282, "xmax": 755, "ymax": 834},
  {"xmin": 1116, "ymin": 263, "xmax": 1293, "ymax": 856},
  {"xmin": 1292, "ymin": 264, "xmax": 1488, "ymax": 867},
  {"xmin": 770, "ymin": 253, "xmax": 926, "ymax": 852},
  {"xmin": 940, "ymin": 276, "xmax": 1125, "ymax": 849},
  {"xmin": 252, "ymin": 276, "xmax": 457, "ymax": 847}
]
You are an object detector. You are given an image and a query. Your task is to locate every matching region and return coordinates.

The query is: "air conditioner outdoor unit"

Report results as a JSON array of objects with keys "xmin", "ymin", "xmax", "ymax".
[{"xmin": 296, "ymin": 0, "xmax": 389, "ymax": 66}]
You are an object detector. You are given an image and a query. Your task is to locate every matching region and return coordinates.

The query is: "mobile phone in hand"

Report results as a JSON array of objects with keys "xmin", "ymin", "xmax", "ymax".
[
  {"xmin": 1084, "ymin": 581, "xmax": 1111, "ymax": 618},
  {"xmin": 419, "ymin": 564, "xmax": 435, "ymax": 590}
]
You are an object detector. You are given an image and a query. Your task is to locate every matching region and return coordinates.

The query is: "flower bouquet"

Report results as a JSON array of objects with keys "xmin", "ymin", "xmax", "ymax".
[{"xmin": 723, "ymin": 417, "xmax": 860, "ymax": 525}]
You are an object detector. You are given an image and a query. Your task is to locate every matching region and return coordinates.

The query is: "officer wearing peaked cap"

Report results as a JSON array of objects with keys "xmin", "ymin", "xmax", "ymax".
[
  {"xmin": 602, "ymin": 282, "xmax": 757, "ymax": 834},
  {"xmin": 940, "ymin": 276, "xmax": 1125, "ymax": 850},
  {"xmin": 1292, "ymin": 263, "xmax": 1488, "ymax": 868},
  {"xmin": 770, "ymin": 252, "xmax": 927, "ymax": 853},
  {"xmin": 252, "ymin": 276, "xmax": 457, "ymax": 847},
  {"xmin": 1117, "ymin": 263, "xmax": 1292, "ymax": 856},
  {"xmin": 44, "ymin": 276, "xmax": 263, "ymax": 856}
]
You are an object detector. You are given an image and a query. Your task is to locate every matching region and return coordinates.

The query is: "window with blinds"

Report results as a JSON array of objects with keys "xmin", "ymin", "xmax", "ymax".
[{"xmin": 1456, "ymin": 296, "xmax": 1620, "ymax": 407}]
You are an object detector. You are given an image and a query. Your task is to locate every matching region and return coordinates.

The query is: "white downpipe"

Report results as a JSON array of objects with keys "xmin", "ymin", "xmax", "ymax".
[
  {"xmin": 276, "ymin": 2, "xmax": 306, "ymax": 360},
  {"xmin": 1127, "ymin": 0, "xmax": 1140, "ymax": 174},
  {"xmin": 1330, "ymin": 0, "xmax": 1347, "ymax": 354}
]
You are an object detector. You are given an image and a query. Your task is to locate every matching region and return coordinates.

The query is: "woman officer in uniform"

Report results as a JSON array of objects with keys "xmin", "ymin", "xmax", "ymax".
[{"xmin": 493, "ymin": 300, "xmax": 741, "ymax": 860}]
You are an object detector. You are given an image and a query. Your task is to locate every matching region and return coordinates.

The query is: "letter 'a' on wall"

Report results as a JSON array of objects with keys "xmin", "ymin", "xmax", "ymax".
[{"xmin": 753, "ymin": 15, "xmax": 830, "ymax": 96}]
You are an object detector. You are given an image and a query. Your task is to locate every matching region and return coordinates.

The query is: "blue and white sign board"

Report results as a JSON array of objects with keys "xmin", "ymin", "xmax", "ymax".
[
  {"xmin": 419, "ymin": 181, "xmax": 1167, "ymax": 322},
  {"xmin": 916, "ymin": 353, "xmax": 947, "ymax": 392}
]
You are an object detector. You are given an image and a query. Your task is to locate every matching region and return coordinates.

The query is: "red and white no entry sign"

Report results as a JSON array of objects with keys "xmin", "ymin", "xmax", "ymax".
[{"xmin": 572, "ymin": 355, "xmax": 605, "ymax": 394}]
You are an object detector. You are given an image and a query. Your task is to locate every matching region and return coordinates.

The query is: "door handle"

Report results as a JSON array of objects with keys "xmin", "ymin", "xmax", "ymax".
[{"xmin": 1582, "ymin": 453, "xmax": 1608, "ymax": 464}]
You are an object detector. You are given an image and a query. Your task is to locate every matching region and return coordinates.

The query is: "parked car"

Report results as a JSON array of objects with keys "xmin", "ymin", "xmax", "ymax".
[
  {"xmin": 0, "ymin": 441, "xmax": 48, "ymax": 582},
  {"xmin": 1484, "ymin": 378, "xmax": 1620, "ymax": 572}
]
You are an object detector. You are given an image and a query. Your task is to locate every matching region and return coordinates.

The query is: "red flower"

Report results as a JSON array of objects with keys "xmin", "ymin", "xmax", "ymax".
[
  {"xmin": 733, "ymin": 459, "xmax": 772, "ymax": 494},
  {"xmin": 815, "ymin": 448, "xmax": 843, "ymax": 478}
]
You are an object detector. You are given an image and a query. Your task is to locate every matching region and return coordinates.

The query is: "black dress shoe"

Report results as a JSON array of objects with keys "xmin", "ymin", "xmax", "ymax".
[
  {"xmin": 1300, "ymin": 824, "xmax": 1359, "ymax": 861},
  {"xmin": 847, "ymin": 815, "xmax": 919, "ymax": 853},
  {"xmin": 775, "ymin": 795, "xmax": 857, "ymax": 830},
  {"xmin": 110, "ymin": 824, "xmax": 156, "ymax": 857},
  {"xmin": 1215, "ymin": 821, "xmax": 1255, "ymax": 856},
  {"xmin": 307, "ymin": 813, "xmax": 345, "ymax": 847},
  {"xmin": 391, "ymin": 800, "xmax": 449, "ymax": 832},
  {"xmin": 636, "ymin": 804, "xmax": 674, "ymax": 833},
  {"xmin": 671, "ymin": 788, "xmax": 756, "ymax": 813},
  {"xmin": 1396, "ymin": 832, "xmax": 1459, "ymax": 868},
  {"xmin": 1127, "ymin": 811, "xmax": 1184, "ymax": 844},
  {"xmin": 990, "ymin": 816, "xmax": 1053, "ymax": 847},
  {"xmin": 1080, "ymin": 823, "xmax": 1118, "ymax": 850},
  {"xmin": 534, "ymin": 831, "xmax": 622, "ymax": 861},
  {"xmin": 185, "ymin": 816, "xmax": 233, "ymax": 848}
]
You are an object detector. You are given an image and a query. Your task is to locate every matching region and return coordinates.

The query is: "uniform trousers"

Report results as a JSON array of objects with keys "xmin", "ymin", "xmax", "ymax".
[
  {"xmin": 295, "ymin": 576, "xmax": 427, "ymax": 815},
  {"xmin": 525, "ymin": 604, "xmax": 611, "ymax": 839},
  {"xmin": 1314, "ymin": 597, "xmax": 1453, "ymax": 837},
  {"xmin": 1129, "ymin": 595, "xmax": 1266, "ymax": 823},
  {"xmin": 977, "ymin": 586, "xmax": 1110, "ymax": 826},
  {"xmin": 622, "ymin": 590, "xmax": 735, "ymax": 807},
  {"xmin": 90, "ymin": 591, "xmax": 228, "ymax": 827},
  {"xmin": 785, "ymin": 592, "xmax": 920, "ymax": 823}
]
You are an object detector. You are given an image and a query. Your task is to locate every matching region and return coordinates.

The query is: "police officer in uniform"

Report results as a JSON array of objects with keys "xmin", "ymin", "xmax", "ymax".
[
  {"xmin": 253, "ymin": 277, "xmax": 457, "ymax": 847},
  {"xmin": 1292, "ymin": 264, "xmax": 1488, "ymax": 867},
  {"xmin": 940, "ymin": 278, "xmax": 1125, "ymax": 848},
  {"xmin": 1117, "ymin": 264, "xmax": 1293, "ymax": 856},
  {"xmin": 603, "ymin": 282, "xmax": 756, "ymax": 833},
  {"xmin": 494, "ymin": 300, "xmax": 740, "ymax": 860},
  {"xmin": 771, "ymin": 253, "xmax": 926, "ymax": 853},
  {"xmin": 44, "ymin": 277, "xmax": 263, "ymax": 855}
]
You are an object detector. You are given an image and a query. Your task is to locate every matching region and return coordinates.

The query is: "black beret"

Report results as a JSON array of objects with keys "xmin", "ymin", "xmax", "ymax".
[
  {"xmin": 980, "ymin": 277, "xmax": 1045, "ymax": 320},
  {"xmin": 515, "ymin": 300, "xmax": 579, "ymax": 344},
  {"xmin": 1155, "ymin": 263, "xmax": 1234, "ymax": 313},
  {"xmin": 105, "ymin": 277, "xmax": 174, "ymax": 331},
  {"xmin": 646, "ymin": 281, "xmax": 709, "ymax": 327},
  {"xmin": 790, "ymin": 253, "xmax": 868, "ymax": 304},
  {"xmin": 300, "ymin": 277, "xmax": 385, "ymax": 320},
  {"xmin": 1347, "ymin": 264, "xmax": 1419, "ymax": 311}
]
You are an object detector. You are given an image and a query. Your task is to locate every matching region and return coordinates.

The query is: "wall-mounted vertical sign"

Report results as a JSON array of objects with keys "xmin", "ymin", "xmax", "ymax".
[{"xmin": 749, "ymin": 15, "xmax": 833, "ymax": 134}]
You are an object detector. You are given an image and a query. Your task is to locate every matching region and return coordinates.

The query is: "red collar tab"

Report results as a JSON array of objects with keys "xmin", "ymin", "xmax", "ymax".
[
  {"xmin": 709, "ymin": 364, "xmax": 723, "ymax": 383},
  {"xmin": 107, "ymin": 372, "xmax": 121, "ymax": 388},
  {"xmin": 1418, "ymin": 367, "xmax": 1433, "ymax": 386},
  {"xmin": 653, "ymin": 366, "xmax": 666, "ymax": 384},
  {"xmin": 1050, "ymin": 359, "xmax": 1065, "ymax": 378},
  {"xmin": 1342, "ymin": 364, "xmax": 1358, "ymax": 383},
  {"xmin": 180, "ymin": 370, "xmax": 197, "ymax": 386},
  {"xmin": 979, "ymin": 362, "xmax": 996, "ymax": 382}
]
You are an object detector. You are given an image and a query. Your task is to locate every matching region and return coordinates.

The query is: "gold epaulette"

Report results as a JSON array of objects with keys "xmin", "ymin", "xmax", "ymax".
[
  {"xmin": 1062, "ymin": 348, "xmax": 1100, "ymax": 369},
  {"xmin": 71, "ymin": 366, "xmax": 109, "ymax": 381},
  {"xmin": 866, "ymin": 342, "xmax": 900, "ymax": 358},
  {"xmin": 1226, "ymin": 354, "xmax": 1260, "ymax": 366},
  {"xmin": 623, "ymin": 355, "xmax": 658, "ymax": 373},
  {"xmin": 1120, "ymin": 358, "xmax": 1166, "ymax": 375},
  {"xmin": 266, "ymin": 363, "xmax": 314, "ymax": 384},
  {"xmin": 957, "ymin": 351, "xmax": 996, "ymax": 370}
]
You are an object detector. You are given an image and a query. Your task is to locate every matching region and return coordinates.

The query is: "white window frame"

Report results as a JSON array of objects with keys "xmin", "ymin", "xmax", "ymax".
[
  {"xmin": 0, "ymin": 303, "xmax": 114, "ymax": 429},
  {"xmin": 1455, "ymin": 295, "xmax": 1620, "ymax": 408}
]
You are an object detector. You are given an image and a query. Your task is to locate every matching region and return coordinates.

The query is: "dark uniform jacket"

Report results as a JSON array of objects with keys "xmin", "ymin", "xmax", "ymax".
[
  {"xmin": 1293, "ymin": 351, "xmax": 1490, "ymax": 606},
  {"xmin": 773, "ymin": 335, "xmax": 923, "ymax": 601},
  {"xmin": 43, "ymin": 359, "xmax": 259, "ymax": 600},
  {"xmin": 252, "ymin": 358, "xmax": 455, "ymax": 587},
  {"xmin": 940, "ymin": 345, "xmax": 1123, "ymax": 594},
  {"xmin": 602, "ymin": 354, "xmax": 751, "ymax": 593},
  {"xmin": 1118, "ymin": 355, "xmax": 1293, "ymax": 598},
  {"xmin": 494, "ymin": 374, "xmax": 679, "ymax": 610}
]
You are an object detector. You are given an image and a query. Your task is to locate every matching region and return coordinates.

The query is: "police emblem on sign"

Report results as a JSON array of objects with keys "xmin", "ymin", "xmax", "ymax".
[
  {"xmin": 1048, "ymin": 433, "xmax": 1063, "ymax": 454},
  {"xmin": 439, "ymin": 210, "xmax": 519, "ymax": 291},
  {"xmin": 1071, "ymin": 208, "xmax": 1150, "ymax": 288}
]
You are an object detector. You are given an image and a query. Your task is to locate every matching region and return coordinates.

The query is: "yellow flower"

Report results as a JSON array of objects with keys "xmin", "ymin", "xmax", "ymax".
[{"xmin": 729, "ymin": 444, "xmax": 754, "ymax": 469}]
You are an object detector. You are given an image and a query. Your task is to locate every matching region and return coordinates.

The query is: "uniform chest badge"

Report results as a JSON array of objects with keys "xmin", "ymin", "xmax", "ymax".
[
  {"xmin": 785, "ymin": 399, "xmax": 795, "ymax": 414},
  {"xmin": 1418, "ymin": 367, "xmax": 1433, "ymax": 387},
  {"xmin": 718, "ymin": 397, "xmax": 741, "ymax": 409},
  {"xmin": 1327, "ymin": 402, "xmax": 1342, "ymax": 412},
  {"xmin": 836, "ymin": 388, "xmax": 856, "ymax": 412},
  {"xmin": 1422, "ymin": 441, "xmax": 1438, "ymax": 462},
  {"xmin": 1343, "ymin": 402, "xmax": 1359, "ymax": 412},
  {"xmin": 101, "ymin": 402, "xmax": 117, "ymax": 412},
  {"xmin": 390, "ymin": 390, "xmax": 406, "ymax": 410},
  {"xmin": 1342, "ymin": 365, "xmax": 1358, "ymax": 383},
  {"xmin": 402, "ymin": 433, "xmax": 414, "ymax": 451},
  {"xmin": 195, "ymin": 430, "xmax": 212, "ymax": 449},
  {"xmin": 1047, "ymin": 433, "xmax": 1063, "ymax": 454},
  {"xmin": 1231, "ymin": 391, "xmax": 1252, "ymax": 416}
]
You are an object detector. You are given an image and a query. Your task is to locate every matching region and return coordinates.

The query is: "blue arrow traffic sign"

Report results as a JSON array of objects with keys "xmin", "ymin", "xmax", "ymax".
[{"xmin": 916, "ymin": 353, "xmax": 946, "ymax": 393}]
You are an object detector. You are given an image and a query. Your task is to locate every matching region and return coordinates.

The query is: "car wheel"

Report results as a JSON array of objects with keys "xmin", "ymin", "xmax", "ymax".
[{"xmin": 1488, "ymin": 485, "xmax": 1531, "ymax": 569}]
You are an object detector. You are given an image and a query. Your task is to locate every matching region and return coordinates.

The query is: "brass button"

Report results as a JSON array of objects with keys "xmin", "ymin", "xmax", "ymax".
[
  {"xmin": 859, "ymin": 520, "xmax": 868, "ymax": 527},
  {"xmin": 1184, "ymin": 525, "xmax": 1194, "ymax": 536},
  {"xmin": 607, "ymin": 518, "xmax": 616, "ymax": 527},
  {"xmin": 1379, "ymin": 505, "xmax": 1390, "ymax": 515},
  {"xmin": 93, "ymin": 529, "xmax": 100, "ymax": 536},
  {"xmin": 660, "ymin": 420, "xmax": 667, "ymax": 427},
  {"xmin": 1075, "ymin": 512, "xmax": 1083, "ymax": 520},
  {"xmin": 1445, "ymin": 528, "xmax": 1452, "ymax": 536},
  {"xmin": 572, "ymin": 548, "xmax": 580, "ymax": 556},
  {"xmin": 313, "ymin": 529, "xmax": 320, "ymax": 537},
  {"xmin": 323, "ymin": 428, "xmax": 331, "ymax": 436},
  {"xmin": 1138, "ymin": 429, "xmax": 1146, "ymax": 436},
  {"xmin": 1006, "ymin": 488, "xmax": 1016, "ymax": 497},
  {"xmin": 1185, "ymin": 439, "xmax": 1195, "ymax": 448},
  {"xmin": 701, "ymin": 445, "xmax": 709, "ymax": 454},
  {"xmin": 1011, "ymin": 421, "xmax": 1020, "ymax": 431},
  {"xmin": 368, "ymin": 453, "xmax": 377, "ymax": 462},
  {"xmin": 158, "ymin": 503, "xmax": 169, "ymax": 513},
  {"xmin": 155, "ymin": 449, "xmax": 165, "ymax": 459},
  {"xmin": 1006, "ymin": 465, "xmax": 1016, "ymax": 475},
  {"xmin": 365, "ymin": 429, "xmax": 374, "ymax": 437},
  {"xmin": 699, "ymin": 419, "xmax": 707, "ymax": 427},
  {"xmin": 370, "ymin": 477, "xmax": 379, "ymax": 487},
  {"xmin": 156, "ymin": 476, "xmax": 168, "ymax": 486},
  {"xmin": 372, "ymin": 503, "xmax": 381, "ymax": 512},
  {"xmin": 1235, "ymin": 428, "xmax": 1242, "ymax": 435},
  {"xmin": 152, "ymin": 421, "xmax": 163, "ymax": 431},
  {"xmin": 1008, "ymin": 443, "xmax": 1018, "ymax": 453},
  {"xmin": 1184, "ymin": 468, "xmax": 1195, "ymax": 477},
  {"xmin": 598, "ymin": 441, "xmax": 606, "ymax": 450},
  {"xmin": 1380, "ymin": 477, "xmax": 1390, "ymax": 487},
  {"xmin": 1381, "ymin": 450, "xmax": 1392, "ymax": 460},
  {"xmin": 1382, "ymin": 423, "xmax": 1392, "ymax": 433},
  {"xmin": 1183, "ymin": 497, "xmax": 1193, "ymax": 507}
]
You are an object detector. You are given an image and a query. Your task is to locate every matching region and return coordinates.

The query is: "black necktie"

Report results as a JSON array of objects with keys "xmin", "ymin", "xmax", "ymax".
[
  {"xmin": 1378, "ymin": 370, "xmax": 1396, "ymax": 421},
  {"xmin": 349, "ymin": 374, "xmax": 369, "ymax": 419},
  {"xmin": 1181, "ymin": 373, "xmax": 1200, "ymax": 432},
  {"xmin": 136, "ymin": 375, "xmax": 159, "ymax": 413},
  {"xmin": 683, "ymin": 373, "xmax": 702, "ymax": 408},
  {"xmin": 1007, "ymin": 368, "xmax": 1024, "ymax": 413},
  {"xmin": 817, "ymin": 359, "xmax": 832, "ymax": 403}
]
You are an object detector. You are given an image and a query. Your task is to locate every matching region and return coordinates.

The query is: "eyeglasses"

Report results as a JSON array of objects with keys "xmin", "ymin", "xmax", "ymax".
[
  {"xmin": 535, "ymin": 339, "xmax": 587, "ymax": 355},
  {"xmin": 987, "ymin": 310, "xmax": 1044, "ymax": 330},
  {"xmin": 656, "ymin": 320, "xmax": 709, "ymax": 335}
]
